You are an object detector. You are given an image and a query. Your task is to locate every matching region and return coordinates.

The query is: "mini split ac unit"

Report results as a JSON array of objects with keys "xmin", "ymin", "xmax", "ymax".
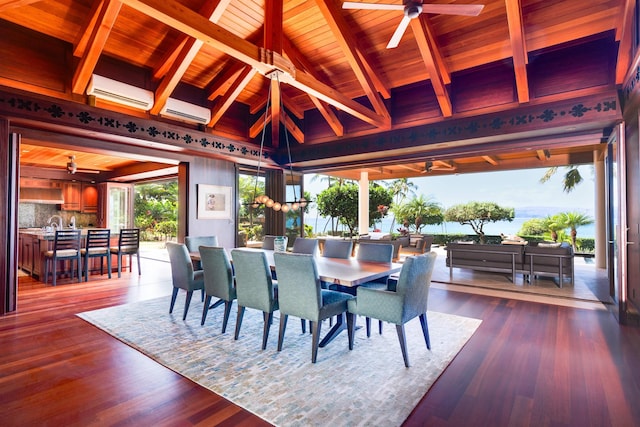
[
  {"xmin": 86, "ymin": 74, "xmax": 154, "ymax": 110},
  {"xmin": 160, "ymin": 98, "xmax": 211, "ymax": 125}
]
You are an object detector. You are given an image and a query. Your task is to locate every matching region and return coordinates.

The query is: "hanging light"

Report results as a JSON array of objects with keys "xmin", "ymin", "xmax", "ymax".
[{"xmin": 251, "ymin": 70, "xmax": 308, "ymax": 213}]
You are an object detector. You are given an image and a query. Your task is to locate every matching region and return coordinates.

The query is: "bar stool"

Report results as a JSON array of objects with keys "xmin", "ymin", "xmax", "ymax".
[
  {"xmin": 43, "ymin": 229, "xmax": 82, "ymax": 286},
  {"xmin": 81, "ymin": 229, "xmax": 112, "ymax": 281},
  {"xmin": 110, "ymin": 228, "xmax": 141, "ymax": 278}
]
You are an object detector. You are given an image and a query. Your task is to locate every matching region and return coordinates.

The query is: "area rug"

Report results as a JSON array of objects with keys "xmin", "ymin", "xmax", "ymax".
[{"xmin": 78, "ymin": 296, "xmax": 481, "ymax": 426}]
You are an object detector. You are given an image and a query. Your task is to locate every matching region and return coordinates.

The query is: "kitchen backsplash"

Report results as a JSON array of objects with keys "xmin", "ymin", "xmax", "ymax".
[{"xmin": 19, "ymin": 203, "xmax": 97, "ymax": 229}]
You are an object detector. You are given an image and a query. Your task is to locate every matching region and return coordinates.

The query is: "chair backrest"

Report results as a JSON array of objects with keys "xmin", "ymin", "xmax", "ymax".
[
  {"xmin": 117, "ymin": 228, "xmax": 140, "ymax": 251},
  {"xmin": 273, "ymin": 252, "xmax": 322, "ymax": 321},
  {"xmin": 357, "ymin": 242, "xmax": 393, "ymax": 263},
  {"xmin": 395, "ymin": 252, "xmax": 437, "ymax": 323},
  {"xmin": 166, "ymin": 242, "xmax": 197, "ymax": 290},
  {"xmin": 231, "ymin": 249, "xmax": 276, "ymax": 313},
  {"xmin": 292, "ymin": 237, "xmax": 318, "ymax": 255},
  {"xmin": 85, "ymin": 229, "xmax": 111, "ymax": 250},
  {"xmin": 53, "ymin": 229, "xmax": 82, "ymax": 252},
  {"xmin": 262, "ymin": 235, "xmax": 276, "ymax": 250},
  {"xmin": 199, "ymin": 246, "xmax": 235, "ymax": 300},
  {"xmin": 322, "ymin": 239, "xmax": 353, "ymax": 259},
  {"xmin": 184, "ymin": 235, "xmax": 218, "ymax": 252}
]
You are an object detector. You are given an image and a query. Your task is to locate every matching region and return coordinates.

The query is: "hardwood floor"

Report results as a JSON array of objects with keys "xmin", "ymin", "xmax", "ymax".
[{"xmin": 2, "ymin": 257, "xmax": 640, "ymax": 426}]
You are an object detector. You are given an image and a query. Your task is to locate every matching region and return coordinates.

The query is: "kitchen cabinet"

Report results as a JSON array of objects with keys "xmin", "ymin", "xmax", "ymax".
[
  {"xmin": 20, "ymin": 179, "xmax": 62, "ymax": 189},
  {"xmin": 81, "ymin": 183, "xmax": 98, "ymax": 213},
  {"xmin": 62, "ymin": 182, "xmax": 81, "ymax": 211},
  {"xmin": 18, "ymin": 232, "xmax": 41, "ymax": 276}
]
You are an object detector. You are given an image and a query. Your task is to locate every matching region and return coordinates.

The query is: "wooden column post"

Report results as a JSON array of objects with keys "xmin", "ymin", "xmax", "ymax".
[{"xmin": 0, "ymin": 118, "xmax": 19, "ymax": 314}]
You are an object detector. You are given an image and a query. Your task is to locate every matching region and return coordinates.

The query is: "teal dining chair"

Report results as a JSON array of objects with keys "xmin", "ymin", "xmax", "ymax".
[
  {"xmin": 347, "ymin": 252, "xmax": 437, "ymax": 367},
  {"xmin": 273, "ymin": 252, "xmax": 355, "ymax": 363},
  {"xmin": 199, "ymin": 246, "xmax": 237, "ymax": 332},
  {"xmin": 230, "ymin": 249, "xmax": 278, "ymax": 350},
  {"xmin": 185, "ymin": 235, "xmax": 218, "ymax": 270},
  {"xmin": 166, "ymin": 242, "xmax": 205, "ymax": 321},
  {"xmin": 355, "ymin": 242, "xmax": 395, "ymax": 336},
  {"xmin": 292, "ymin": 237, "xmax": 319, "ymax": 255}
]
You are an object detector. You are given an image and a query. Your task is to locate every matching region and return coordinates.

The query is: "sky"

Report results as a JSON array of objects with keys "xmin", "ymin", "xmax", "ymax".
[{"xmin": 303, "ymin": 165, "xmax": 595, "ymax": 216}]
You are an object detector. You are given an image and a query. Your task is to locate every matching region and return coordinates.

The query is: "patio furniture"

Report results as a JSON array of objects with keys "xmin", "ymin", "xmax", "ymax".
[
  {"xmin": 166, "ymin": 242, "xmax": 204, "ymax": 321},
  {"xmin": 347, "ymin": 252, "xmax": 437, "ymax": 367}
]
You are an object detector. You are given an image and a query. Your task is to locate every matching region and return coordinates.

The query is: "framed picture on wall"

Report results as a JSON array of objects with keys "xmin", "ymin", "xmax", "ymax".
[{"xmin": 197, "ymin": 184, "xmax": 232, "ymax": 219}]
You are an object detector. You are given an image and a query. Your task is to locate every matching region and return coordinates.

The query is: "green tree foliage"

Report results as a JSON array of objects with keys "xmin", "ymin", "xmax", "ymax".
[
  {"xmin": 134, "ymin": 181, "xmax": 178, "ymax": 240},
  {"xmin": 444, "ymin": 201, "xmax": 515, "ymax": 243},
  {"xmin": 557, "ymin": 211, "xmax": 594, "ymax": 250},
  {"xmin": 543, "ymin": 214, "xmax": 567, "ymax": 242},
  {"xmin": 540, "ymin": 165, "xmax": 585, "ymax": 193},
  {"xmin": 392, "ymin": 195, "xmax": 443, "ymax": 233},
  {"xmin": 316, "ymin": 183, "xmax": 392, "ymax": 235},
  {"xmin": 384, "ymin": 178, "xmax": 418, "ymax": 233},
  {"xmin": 518, "ymin": 218, "xmax": 547, "ymax": 236}
]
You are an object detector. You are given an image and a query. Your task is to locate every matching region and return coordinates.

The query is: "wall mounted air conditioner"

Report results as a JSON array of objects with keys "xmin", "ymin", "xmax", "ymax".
[
  {"xmin": 86, "ymin": 74, "xmax": 154, "ymax": 110},
  {"xmin": 160, "ymin": 97, "xmax": 211, "ymax": 125}
]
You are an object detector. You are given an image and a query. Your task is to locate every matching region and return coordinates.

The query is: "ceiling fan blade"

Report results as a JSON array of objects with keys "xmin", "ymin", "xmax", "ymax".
[
  {"xmin": 342, "ymin": 1, "xmax": 404, "ymax": 11},
  {"xmin": 387, "ymin": 16, "xmax": 411, "ymax": 49},
  {"xmin": 421, "ymin": 4, "xmax": 484, "ymax": 16}
]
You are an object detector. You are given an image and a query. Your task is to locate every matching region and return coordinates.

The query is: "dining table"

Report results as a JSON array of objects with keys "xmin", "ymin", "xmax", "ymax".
[{"xmin": 189, "ymin": 247, "xmax": 402, "ymax": 346}]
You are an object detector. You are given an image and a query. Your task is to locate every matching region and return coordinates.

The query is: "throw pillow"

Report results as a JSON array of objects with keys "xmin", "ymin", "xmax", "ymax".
[{"xmin": 538, "ymin": 242, "xmax": 562, "ymax": 248}]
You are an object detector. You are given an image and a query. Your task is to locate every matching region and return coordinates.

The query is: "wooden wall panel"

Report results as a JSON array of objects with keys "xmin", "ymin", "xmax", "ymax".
[{"xmin": 452, "ymin": 62, "xmax": 517, "ymax": 113}]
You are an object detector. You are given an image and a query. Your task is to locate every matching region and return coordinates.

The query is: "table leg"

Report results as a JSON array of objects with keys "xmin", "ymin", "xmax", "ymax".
[{"xmin": 319, "ymin": 313, "xmax": 346, "ymax": 347}]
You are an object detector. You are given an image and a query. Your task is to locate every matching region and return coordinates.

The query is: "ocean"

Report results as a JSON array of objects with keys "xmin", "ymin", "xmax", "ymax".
[{"xmin": 305, "ymin": 215, "xmax": 596, "ymax": 239}]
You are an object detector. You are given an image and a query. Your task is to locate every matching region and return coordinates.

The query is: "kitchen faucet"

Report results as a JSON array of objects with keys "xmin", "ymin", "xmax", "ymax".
[{"xmin": 47, "ymin": 215, "xmax": 64, "ymax": 230}]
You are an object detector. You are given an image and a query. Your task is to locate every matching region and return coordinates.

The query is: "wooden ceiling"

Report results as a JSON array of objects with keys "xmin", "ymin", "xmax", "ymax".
[{"xmin": 0, "ymin": 0, "xmax": 628, "ymax": 180}]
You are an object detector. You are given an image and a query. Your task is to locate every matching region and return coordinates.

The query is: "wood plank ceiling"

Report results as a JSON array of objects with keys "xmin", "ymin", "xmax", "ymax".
[{"xmin": 0, "ymin": 0, "xmax": 627, "ymax": 180}]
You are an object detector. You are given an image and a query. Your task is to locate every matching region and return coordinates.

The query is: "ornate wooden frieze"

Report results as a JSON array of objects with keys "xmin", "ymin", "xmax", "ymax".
[
  {"xmin": 0, "ymin": 89, "xmax": 274, "ymax": 164},
  {"xmin": 289, "ymin": 92, "xmax": 620, "ymax": 164}
]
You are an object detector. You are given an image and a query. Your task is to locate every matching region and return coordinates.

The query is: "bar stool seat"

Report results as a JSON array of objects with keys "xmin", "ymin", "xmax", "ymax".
[
  {"xmin": 43, "ymin": 229, "xmax": 82, "ymax": 286},
  {"xmin": 110, "ymin": 228, "xmax": 141, "ymax": 278},
  {"xmin": 81, "ymin": 229, "xmax": 112, "ymax": 281}
]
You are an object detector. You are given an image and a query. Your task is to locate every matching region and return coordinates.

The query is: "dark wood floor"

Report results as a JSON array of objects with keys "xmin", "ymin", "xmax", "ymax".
[{"xmin": 3, "ymin": 257, "xmax": 640, "ymax": 426}]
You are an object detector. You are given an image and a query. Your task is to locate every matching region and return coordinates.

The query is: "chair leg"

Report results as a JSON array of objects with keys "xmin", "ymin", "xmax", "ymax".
[
  {"xmin": 365, "ymin": 317, "xmax": 372, "ymax": 337},
  {"xmin": 44, "ymin": 258, "xmax": 50, "ymax": 286},
  {"xmin": 262, "ymin": 311, "xmax": 273, "ymax": 350},
  {"xmin": 419, "ymin": 313, "xmax": 431, "ymax": 350},
  {"xmin": 77, "ymin": 255, "xmax": 82, "ymax": 282},
  {"xmin": 106, "ymin": 253, "xmax": 112, "ymax": 279},
  {"xmin": 235, "ymin": 306, "xmax": 245, "ymax": 340},
  {"xmin": 277, "ymin": 314, "xmax": 288, "ymax": 351},
  {"xmin": 301, "ymin": 318, "xmax": 306, "ymax": 334},
  {"xmin": 183, "ymin": 290, "xmax": 194, "ymax": 321},
  {"xmin": 84, "ymin": 256, "xmax": 89, "ymax": 282},
  {"xmin": 379, "ymin": 320, "xmax": 383, "ymax": 335},
  {"xmin": 201, "ymin": 295, "xmax": 212, "ymax": 325},
  {"xmin": 136, "ymin": 252, "xmax": 141, "ymax": 275},
  {"xmin": 169, "ymin": 287, "xmax": 179, "ymax": 313},
  {"xmin": 52, "ymin": 258, "xmax": 58, "ymax": 286},
  {"xmin": 221, "ymin": 300, "xmax": 233, "ymax": 333},
  {"xmin": 346, "ymin": 313, "xmax": 355, "ymax": 350},
  {"xmin": 117, "ymin": 254, "xmax": 122, "ymax": 278},
  {"xmin": 311, "ymin": 320, "xmax": 323, "ymax": 363},
  {"xmin": 395, "ymin": 324, "xmax": 410, "ymax": 368}
]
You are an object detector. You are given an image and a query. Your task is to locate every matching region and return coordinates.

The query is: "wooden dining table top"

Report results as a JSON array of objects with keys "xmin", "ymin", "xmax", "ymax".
[{"xmin": 190, "ymin": 248, "xmax": 402, "ymax": 287}]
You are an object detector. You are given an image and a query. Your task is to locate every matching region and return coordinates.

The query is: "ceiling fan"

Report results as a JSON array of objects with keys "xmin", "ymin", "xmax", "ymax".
[
  {"xmin": 67, "ymin": 155, "xmax": 100, "ymax": 174},
  {"xmin": 342, "ymin": 1, "xmax": 484, "ymax": 49}
]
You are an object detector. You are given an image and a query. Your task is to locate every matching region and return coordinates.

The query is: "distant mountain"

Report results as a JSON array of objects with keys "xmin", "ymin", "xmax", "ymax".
[{"xmin": 515, "ymin": 206, "xmax": 594, "ymax": 218}]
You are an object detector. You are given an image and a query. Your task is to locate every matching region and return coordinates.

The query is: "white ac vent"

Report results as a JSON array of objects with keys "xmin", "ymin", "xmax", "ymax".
[
  {"xmin": 87, "ymin": 74, "xmax": 154, "ymax": 110},
  {"xmin": 160, "ymin": 98, "xmax": 211, "ymax": 124}
]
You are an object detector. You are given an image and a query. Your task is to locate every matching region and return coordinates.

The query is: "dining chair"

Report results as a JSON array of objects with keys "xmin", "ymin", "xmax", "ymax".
[
  {"xmin": 292, "ymin": 237, "xmax": 319, "ymax": 255},
  {"xmin": 185, "ymin": 235, "xmax": 218, "ymax": 269},
  {"xmin": 356, "ymin": 242, "xmax": 394, "ymax": 335},
  {"xmin": 199, "ymin": 246, "xmax": 237, "ymax": 332},
  {"xmin": 347, "ymin": 252, "xmax": 437, "ymax": 367},
  {"xmin": 273, "ymin": 252, "xmax": 355, "ymax": 363},
  {"xmin": 166, "ymin": 242, "xmax": 205, "ymax": 321},
  {"xmin": 81, "ymin": 228, "xmax": 111, "ymax": 281},
  {"xmin": 230, "ymin": 249, "xmax": 278, "ymax": 349},
  {"xmin": 109, "ymin": 228, "xmax": 141, "ymax": 278},
  {"xmin": 43, "ymin": 229, "xmax": 82, "ymax": 286},
  {"xmin": 261, "ymin": 235, "xmax": 276, "ymax": 250},
  {"xmin": 322, "ymin": 239, "xmax": 353, "ymax": 259}
]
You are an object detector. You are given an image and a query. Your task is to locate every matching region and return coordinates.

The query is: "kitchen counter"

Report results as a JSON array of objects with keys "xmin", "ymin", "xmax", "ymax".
[{"xmin": 19, "ymin": 228, "xmax": 119, "ymax": 240}]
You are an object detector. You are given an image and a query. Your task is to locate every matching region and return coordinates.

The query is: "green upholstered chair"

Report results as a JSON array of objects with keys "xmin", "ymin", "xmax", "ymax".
[
  {"xmin": 347, "ymin": 252, "xmax": 437, "ymax": 367},
  {"xmin": 199, "ymin": 246, "xmax": 237, "ymax": 332},
  {"xmin": 43, "ymin": 229, "xmax": 82, "ymax": 286},
  {"xmin": 81, "ymin": 228, "xmax": 111, "ymax": 282},
  {"xmin": 292, "ymin": 237, "xmax": 319, "ymax": 255},
  {"xmin": 273, "ymin": 252, "xmax": 355, "ymax": 363},
  {"xmin": 322, "ymin": 239, "xmax": 353, "ymax": 259},
  {"xmin": 261, "ymin": 235, "xmax": 276, "ymax": 250},
  {"xmin": 184, "ymin": 235, "xmax": 218, "ymax": 270},
  {"xmin": 356, "ymin": 242, "xmax": 394, "ymax": 335},
  {"xmin": 109, "ymin": 228, "xmax": 141, "ymax": 278},
  {"xmin": 166, "ymin": 242, "xmax": 205, "ymax": 321},
  {"xmin": 231, "ymin": 249, "xmax": 279, "ymax": 350}
]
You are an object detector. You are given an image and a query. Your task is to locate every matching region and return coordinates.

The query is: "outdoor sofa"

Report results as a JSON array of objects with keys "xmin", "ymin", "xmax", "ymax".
[{"xmin": 445, "ymin": 241, "xmax": 574, "ymax": 287}]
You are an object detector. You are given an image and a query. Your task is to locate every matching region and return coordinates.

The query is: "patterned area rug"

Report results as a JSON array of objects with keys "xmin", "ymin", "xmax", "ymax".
[{"xmin": 78, "ymin": 296, "xmax": 481, "ymax": 426}]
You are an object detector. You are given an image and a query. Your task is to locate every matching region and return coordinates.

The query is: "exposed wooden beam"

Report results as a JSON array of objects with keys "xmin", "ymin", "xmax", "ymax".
[
  {"xmin": 264, "ymin": 0, "xmax": 283, "ymax": 148},
  {"xmin": 411, "ymin": 16, "xmax": 452, "ymax": 117},
  {"xmin": 314, "ymin": 0, "xmax": 391, "ymax": 124},
  {"xmin": 281, "ymin": 111, "xmax": 304, "ymax": 144},
  {"xmin": 355, "ymin": 47, "xmax": 392, "ymax": 99},
  {"xmin": 250, "ymin": 107, "xmax": 271, "ymax": 139},
  {"xmin": 282, "ymin": 94, "xmax": 304, "ymax": 120},
  {"xmin": 73, "ymin": 0, "xmax": 104, "ymax": 58},
  {"xmin": 206, "ymin": 62, "xmax": 246, "ymax": 100},
  {"xmin": 71, "ymin": 0, "xmax": 123, "ymax": 95},
  {"xmin": 0, "ymin": 0, "xmax": 39, "ymax": 12},
  {"xmin": 505, "ymin": 0, "xmax": 530, "ymax": 103},
  {"xmin": 615, "ymin": 0, "xmax": 634, "ymax": 85},
  {"xmin": 208, "ymin": 66, "xmax": 258, "ymax": 127},
  {"xmin": 397, "ymin": 163, "xmax": 424, "ymax": 173},
  {"xmin": 482, "ymin": 155, "xmax": 499, "ymax": 165}
]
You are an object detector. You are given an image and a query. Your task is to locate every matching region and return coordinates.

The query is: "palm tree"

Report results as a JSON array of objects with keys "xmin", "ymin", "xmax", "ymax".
[
  {"xmin": 395, "ymin": 195, "xmax": 444, "ymax": 233},
  {"xmin": 540, "ymin": 165, "xmax": 585, "ymax": 193},
  {"xmin": 558, "ymin": 211, "xmax": 594, "ymax": 250},
  {"xmin": 543, "ymin": 214, "xmax": 566, "ymax": 243},
  {"xmin": 385, "ymin": 178, "xmax": 417, "ymax": 233}
]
